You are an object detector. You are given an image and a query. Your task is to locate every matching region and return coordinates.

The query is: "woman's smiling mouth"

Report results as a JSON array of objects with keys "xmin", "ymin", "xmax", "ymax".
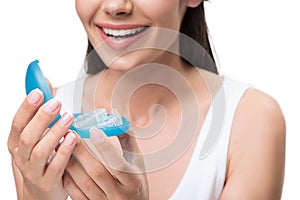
[
  {"xmin": 97, "ymin": 23, "xmax": 149, "ymax": 50},
  {"xmin": 102, "ymin": 27, "xmax": 148, "ymax": 38}
]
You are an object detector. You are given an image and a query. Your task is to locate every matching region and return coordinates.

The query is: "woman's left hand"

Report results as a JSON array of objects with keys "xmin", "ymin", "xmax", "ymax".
[{"xmin": 63, "ymin": 128, "xmax": 149, "ymax": 200}]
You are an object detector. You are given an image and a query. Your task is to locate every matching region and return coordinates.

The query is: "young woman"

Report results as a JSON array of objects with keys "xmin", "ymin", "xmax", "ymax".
[{"xmin": 8, "ymin": 0, "xmax": 286, "ymax": 199}]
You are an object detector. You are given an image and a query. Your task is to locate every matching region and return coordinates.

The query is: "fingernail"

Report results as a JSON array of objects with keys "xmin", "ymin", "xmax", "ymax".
[
  {"xmin": 44, "ymin": 98, "xmax": 60, "ymax": 113},
  {"xmin": 27, "ymin": 89, "xmax": 43, "ymax": 104},
  {"xmin": 90, "ymin": 128, "xmax": 106, "ymax": 144},
  {"xmin": 64, "ymin": 131, "xmax": 76, "ymax": 147},
  {"xmin": 60, "ymin": 112, "xmax": 73, "ymax": 126}
]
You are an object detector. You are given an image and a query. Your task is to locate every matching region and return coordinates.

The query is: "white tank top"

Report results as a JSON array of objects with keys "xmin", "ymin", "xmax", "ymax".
[{"xmin": 56, "ymin": 75, "xmax": 251, "ymax": 200}]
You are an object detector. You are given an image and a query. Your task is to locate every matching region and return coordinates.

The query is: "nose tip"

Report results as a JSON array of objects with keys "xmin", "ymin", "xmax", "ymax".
[{"xmin": 102, "ymin": 0, "xmax": 133, "ymax": 17}]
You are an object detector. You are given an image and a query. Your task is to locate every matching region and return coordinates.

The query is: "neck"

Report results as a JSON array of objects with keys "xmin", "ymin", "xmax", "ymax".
[
  {"xmin": 90, "ymin": 53, "xmax": 202, "ymax": 127},
  {"xmin": 103, "ymin": 52, "xmax": 192, "ymax": 95}
]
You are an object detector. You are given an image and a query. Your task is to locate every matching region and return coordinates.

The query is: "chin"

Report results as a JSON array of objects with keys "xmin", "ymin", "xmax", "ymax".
[{"xmin": 105, "ymin": 50, "xmax": 163, "ymax": 72}]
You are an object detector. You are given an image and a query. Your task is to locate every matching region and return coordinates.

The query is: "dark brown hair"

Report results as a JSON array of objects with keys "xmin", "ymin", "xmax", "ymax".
[{"xmin": 85, "ymin": 2, "xmax": 218, "ymax": 74}]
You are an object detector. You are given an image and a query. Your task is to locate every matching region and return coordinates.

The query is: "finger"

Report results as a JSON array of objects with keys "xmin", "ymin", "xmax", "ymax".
[
  {"xmin": 73, "ymin": 135, "xmax": 117, "ymax": 195},
  {"xmin": 17, "ymin": 97, "xmax": 61, "ymax": 162},
  {"xmin": 44, "ymin": 131, "xmax": 77, "ymax": 184},
  {"xmin": 63, "ymin": 172, "xmax": 88, "ymax": 200},
  {"xmin": 118, "ymin": 130, "xmax": 144, "ymax": 166},
  {"xmin": 29, "ymin": 112, "xmax": 74, "ymax": 176},
  {"xmin": 8, "ymin": 89, "xmax": 43, "ymax": 153},
  {"xmin": 66, "ymin": 153, "xmax": 106, "ymax": 199},
  {"xmin": 118, "ymin": 130, "xmax": 141, "ymax": 153},
  {"xmin": 90, "ymin": 128, "xmax": 141, "ymax": 186}
]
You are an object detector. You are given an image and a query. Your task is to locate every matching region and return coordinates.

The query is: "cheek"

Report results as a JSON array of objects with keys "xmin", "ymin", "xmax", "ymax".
[
  {"xmin": 75, "ymin": 0, "xmax": 99, "ymax": 22},
  {"xmin": 136, "ymin": 0, "xmax": 183, "ymax": 29}
]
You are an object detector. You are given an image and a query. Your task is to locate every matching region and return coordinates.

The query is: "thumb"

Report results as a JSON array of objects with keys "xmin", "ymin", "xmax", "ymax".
[
  {"xmin": 89, "ymin": 128, "xmax": 124, "ymax": 168},
  {"xmin": 90, "ymin": 128, "xmax": 145, "ymax": 173},
  {"xmin": 89, "ymin": 128, "xmax": 136, "ymax": 173},
  {"xmin": 117, "ymin": 131, "xmax": 145, "ymax": 167},
  {"xmin": 118, "ymin": 130, "xmax": 141, "ymax": 154}
]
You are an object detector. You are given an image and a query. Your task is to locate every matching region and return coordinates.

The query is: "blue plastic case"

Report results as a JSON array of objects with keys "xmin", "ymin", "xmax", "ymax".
[{"xmin": 25, "ymin": 60, "xmax": 129, "ymax": 138}]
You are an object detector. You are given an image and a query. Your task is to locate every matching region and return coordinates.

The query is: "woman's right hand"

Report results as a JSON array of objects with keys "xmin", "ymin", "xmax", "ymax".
[{"xmin": 7, "ymin": 89, "xmax": 78, "ymax": 200}]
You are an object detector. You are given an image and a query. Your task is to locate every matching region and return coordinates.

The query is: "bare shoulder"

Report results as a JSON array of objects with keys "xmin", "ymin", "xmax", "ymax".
[
  {"xmin": 220, "ymin": 88, "xmax": 286, "ymax": 200},
  {"xmin": 235, "ymin": 88, "xmax": 286, "ymax": 133}
]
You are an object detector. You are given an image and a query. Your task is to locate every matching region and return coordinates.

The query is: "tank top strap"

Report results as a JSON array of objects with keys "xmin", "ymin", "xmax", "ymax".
[{"xmin": 170, "ymin": 76, "xmax": 252, "ymax": 200}]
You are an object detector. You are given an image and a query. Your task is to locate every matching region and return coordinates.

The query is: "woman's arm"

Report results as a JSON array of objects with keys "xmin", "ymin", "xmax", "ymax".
[{"xmin": 220, "ymin": 89, "xmax": 286, "ymax": 200}]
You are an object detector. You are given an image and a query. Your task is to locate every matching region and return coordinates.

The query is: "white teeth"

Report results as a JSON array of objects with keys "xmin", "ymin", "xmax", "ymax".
[{"xmin": 102, "ymin": 27, "xmax": 146, "ymax": 37}]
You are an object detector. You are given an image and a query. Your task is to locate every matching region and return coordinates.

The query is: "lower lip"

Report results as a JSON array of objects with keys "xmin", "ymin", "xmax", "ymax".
[{"xmin": 98, "ymin": 27, "xmax": 148, "ymax": 50}]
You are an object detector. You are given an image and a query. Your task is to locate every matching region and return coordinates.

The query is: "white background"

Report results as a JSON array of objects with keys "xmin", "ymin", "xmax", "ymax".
[{"xmin": 0, "ymin": 0, "xmax": 299, "ymax": 199}]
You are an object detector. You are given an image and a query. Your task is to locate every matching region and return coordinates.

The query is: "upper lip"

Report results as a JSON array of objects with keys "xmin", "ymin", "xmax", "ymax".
[{"xmin": 96, "ymin": 23, "xmax": 150, "ymax": 30}]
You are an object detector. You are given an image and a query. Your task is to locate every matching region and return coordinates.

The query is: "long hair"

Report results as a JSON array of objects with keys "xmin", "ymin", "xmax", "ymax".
[{"xmin": 85, "ymin": 2, "xmax": 218, "ymax": 74}]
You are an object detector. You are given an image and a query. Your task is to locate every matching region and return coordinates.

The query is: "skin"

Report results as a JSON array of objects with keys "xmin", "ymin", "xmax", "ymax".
[
  {"xmin": 75, "ymin": 0, "xmax": 188, "ymax": 71},
  {"xmin": 8, "ymin": 0, "xmax": 286, "ymax": 199},
  {"xmin": 220, "ymin": 89, "xmax": 286, "ymax": 199},
  {"xmin": 8, "ymin": 90, "xmax": 77, "ymax": 200}
]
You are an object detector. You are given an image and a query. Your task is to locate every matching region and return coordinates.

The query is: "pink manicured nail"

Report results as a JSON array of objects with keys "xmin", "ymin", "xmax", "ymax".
[
  {"xmin": 44, "ymin": 98, "xmax": 60, "ymax": 113},
  {"xmin": 64, "ymin": 132, "xmax": 76, "ymax": 147},
  {"xmin": 60, "ymin": 112, "xmax": 73, "ymax": 126},
  {"xmin": 90, "ymin": 128, "xmax": 105, "ymax": 144},
  {"xmin": 27, "ymin": 89, "xmax": 43, "ymax": 104}
]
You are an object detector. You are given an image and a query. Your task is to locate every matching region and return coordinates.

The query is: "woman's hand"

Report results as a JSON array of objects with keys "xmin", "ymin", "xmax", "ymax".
[
  {"xmin": 7, "ymin": 89, "xmax": 78, "ymax": 200},
  {"xmin": 64, "ymin": 128, "xmax": 149, "ymax": 200}
]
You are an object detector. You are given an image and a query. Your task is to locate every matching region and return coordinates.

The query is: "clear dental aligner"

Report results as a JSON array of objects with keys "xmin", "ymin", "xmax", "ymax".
[{"xmin": 73, "ymin": 108, "xmax": 123, "ymax": 129}]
